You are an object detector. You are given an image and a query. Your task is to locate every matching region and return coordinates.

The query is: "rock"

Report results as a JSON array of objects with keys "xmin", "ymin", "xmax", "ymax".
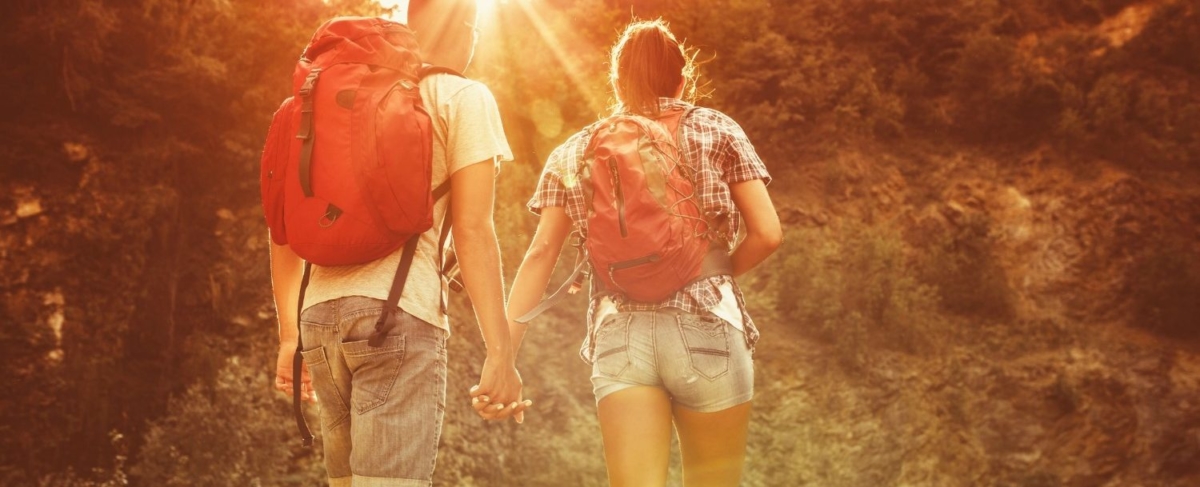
[
  {"xmin": 779, "ymin": 207, "xmax": 805, "ymax": 225},
  {"xmin": 42, "ymin": 291, "xmax": 64, "ymax": 306},
  {"xmin": 942, "ymin": 201, "xmax": 967, "ymax": 224},
  {"xmin": 16, "ymin": 199, "xmax": 42, "ymax": 218},
  {"xmin": 1132, "ymin": 356, "xmax": 1161, "ymax": 374},
  {"xmin": 812, "ymin": 211, "xmax": 830, "ymax": 226},
  {"xmin": 62, "ymin": 142, "xmax": 89, "ymax": 162}
]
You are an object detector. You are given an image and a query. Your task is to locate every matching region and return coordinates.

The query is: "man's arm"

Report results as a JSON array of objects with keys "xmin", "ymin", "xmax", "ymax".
[
  {"xmin": 270, "ymin": 239, "xmax": 312, "ymax": 401},
  {"xmin": 450, "ymin": 161, "xmax": 526, "ymax": 420}
]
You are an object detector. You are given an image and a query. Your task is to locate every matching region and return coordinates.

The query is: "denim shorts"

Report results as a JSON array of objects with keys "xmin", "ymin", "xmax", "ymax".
[
  {"xmin": 300, "ymin": 296, "xmax": 447, "ymax": 487},
  {"xmin": 590, "ymin": 310, "xmax": 754, "ymax": 412}
]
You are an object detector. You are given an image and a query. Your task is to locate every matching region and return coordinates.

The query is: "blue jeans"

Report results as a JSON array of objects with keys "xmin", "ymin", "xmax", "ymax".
[{"xmin": 300, "ymin": 296, "xmax": 448, "ymax": 487}]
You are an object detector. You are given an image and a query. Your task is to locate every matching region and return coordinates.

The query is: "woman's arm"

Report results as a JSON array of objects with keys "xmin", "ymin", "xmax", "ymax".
[
  {"xmin": 729, "ymin": 179, "xmax": 782, "ymax": 276},
  {"xmin": 506, "ymin": 206, "xmax": 574, "ymax": 355}
]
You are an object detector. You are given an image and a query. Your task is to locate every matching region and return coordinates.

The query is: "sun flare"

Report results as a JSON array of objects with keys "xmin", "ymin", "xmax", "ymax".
[{"xmin": 376, "ymin": 0, "xmax": 498, "ymax": 22}]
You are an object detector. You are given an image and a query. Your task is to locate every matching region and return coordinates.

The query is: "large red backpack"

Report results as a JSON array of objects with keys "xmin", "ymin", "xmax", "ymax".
[
  {"xmin": 517, "ymin": 108, "xmax": 731, "ymax": 323},
  {"xmin": 260, "ymin": 17, "xmax": 459, "ymax": 447},
  {"xmin": 261, "ymin": 17, "xmax": 453, "ymax": 266}
]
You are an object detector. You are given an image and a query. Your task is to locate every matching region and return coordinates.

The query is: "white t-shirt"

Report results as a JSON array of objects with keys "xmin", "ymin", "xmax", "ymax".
[{"xmin": 302, "ymin": 74, "xmax": 514, "ymax": 332}]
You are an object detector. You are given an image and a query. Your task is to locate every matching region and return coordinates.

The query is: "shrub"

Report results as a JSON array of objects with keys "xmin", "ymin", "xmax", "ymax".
[
  {"xmin": 774, "ymin": 223, "xmax": 945, "ymax": 368},
  {"xmin": 131, "ymin": 357, "xmax": 322, "ymax": 486},
  {"xmin": 31, "ymin": 431, "xmax": 128, "ymax": 487},
  {"xmin": 918, "ymin": 213, "xmax": 1016, "ymax": 322},
  {"xmin": 1129, "ymin": 241, "xmax": 1200, "ymax": 341}
]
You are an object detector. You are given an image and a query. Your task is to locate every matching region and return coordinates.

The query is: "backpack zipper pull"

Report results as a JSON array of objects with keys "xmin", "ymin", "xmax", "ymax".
[{"xmin": 608, "ymin": 157, "xmax": 627, "ymax": 238}]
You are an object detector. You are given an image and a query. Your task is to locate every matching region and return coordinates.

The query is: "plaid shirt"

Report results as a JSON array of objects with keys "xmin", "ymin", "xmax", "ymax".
[{"xmin": 528, "ymin": 98, "xmax": 771, "ymax": 362}]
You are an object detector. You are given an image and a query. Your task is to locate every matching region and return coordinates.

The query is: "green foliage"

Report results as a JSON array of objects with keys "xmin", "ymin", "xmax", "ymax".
[
  {"xmin": 1124, "ymin": 2, "xmax": 1200, "ymax": 75},
  {"xmin": 132, "ymin": 358, "xmax": 318, "ymax": 486},
  {"xmin": 1130, "ymin": 240, "xmax": 1200, "ymax": 341},
  {"xmin": 3, "ymin": 0, "xmax": 1199, "ymax": 483},
  {"xmin": 1087, "ymin": 74, "xmax": 1132, "ymax": 138},
  {"xmin": 774, "ymin": 224, "xmax": 944, "ymax": 369},
  {"xmin": 0, "ymin": 0, "xmax": 378, "ymax": 480},
  {"xmin": 32, "ymin": 432, "xmax": 128, "ymax": 487},
  {"xmin": 918, "ymin": 213, "xmax": 1016, "ymax": 321}
]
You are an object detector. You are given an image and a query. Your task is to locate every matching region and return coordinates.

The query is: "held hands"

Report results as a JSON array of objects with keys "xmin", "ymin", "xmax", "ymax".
[
  {"xmin": 274, "ymin": 343, "xmax": 315, "ymax": 402},
  {"xmin": 470, "ymin": 353, "xmax": 532, "ymax": 423}
]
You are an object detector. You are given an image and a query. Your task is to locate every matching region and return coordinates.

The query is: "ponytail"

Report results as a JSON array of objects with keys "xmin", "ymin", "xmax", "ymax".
[{"xmin": 609, "ymin": 19, "xmax": 698, "ymax": 116}]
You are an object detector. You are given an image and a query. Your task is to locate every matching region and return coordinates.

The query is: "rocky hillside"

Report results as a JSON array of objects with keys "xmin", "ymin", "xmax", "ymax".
[
  {"xmin": 746, "ymin": 145, "xmax": 1200, "ymax": 486},
  {"xmin": 3, "ymin": 0, "xmax": 1199, "ymax": 485},
  {"xmin": 425, "ymin": 143, "xmax": 1200, "ymax": 486}
]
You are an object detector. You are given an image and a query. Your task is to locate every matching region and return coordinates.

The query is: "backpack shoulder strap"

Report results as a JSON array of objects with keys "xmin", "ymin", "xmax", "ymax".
[
  {"xmin": 292, "ymin": 262, "xmax": 316, "ymax": 447},
  {"xmin": 514, "ymin": 244, "xmax": 589, "ymax": 324},
  {"xmin": 419, "ymin": 64, "xmax": 465, "ymax": 79},
  {"xmin": 366, "ymin": 180, "xmax": 454, "ymax": 346},
  {"xmin": 675, "ymin": 106, "xmax": 700, "ymax": 144}
]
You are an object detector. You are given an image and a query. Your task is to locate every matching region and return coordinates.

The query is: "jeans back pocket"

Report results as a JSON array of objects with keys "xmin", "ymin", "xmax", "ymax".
[
  {"xmin": 593, "ymin": 314, "xmax": 633, "ymax": 378},
  {"xmin": 675, "ymin": 314, "xmax": 731, "ymax": 380},
  {"xmin": 341, "ymin": 335, "xmax": 406, "ymax": 414},
  {"xmin": 300, "ymin": 346, "xmax": 351, "ymax": 427}
]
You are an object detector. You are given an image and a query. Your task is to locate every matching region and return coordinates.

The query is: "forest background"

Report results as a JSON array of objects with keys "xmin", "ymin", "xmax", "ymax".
[{"xmin": 2, "ymin": 0, "xmax": 1199, "ymax": 485}]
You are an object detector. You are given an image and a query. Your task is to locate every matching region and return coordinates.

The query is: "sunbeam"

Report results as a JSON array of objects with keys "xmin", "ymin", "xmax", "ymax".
[
  {"xmin": 512, "ymin": 0, "xmax": 607, "ymax": 115},
  {"xmin": 376, "ymin": 0, "xmax": 497, "ymax": 21}
]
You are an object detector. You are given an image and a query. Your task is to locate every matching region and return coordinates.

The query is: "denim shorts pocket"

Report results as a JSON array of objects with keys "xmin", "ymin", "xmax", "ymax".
[
  {"xmin": 593, "ymin": 314, "xmax": 632, "ymax": 378},
  {"xmin": 341, "ymin": 335, "xmax": 406, "ymax": 415},
  {"xmin": 300, "ymin": 346, "xmax": 350, "ymax": 427},
  {"xmin": 676, "ymin": 314, "xmax": 731, "ymax": 380}
]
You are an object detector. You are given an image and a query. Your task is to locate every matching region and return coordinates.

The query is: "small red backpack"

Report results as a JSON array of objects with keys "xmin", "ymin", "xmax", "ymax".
[
  {"xmin": 517, "ymin": 108, "xmax": 731, "ymax": 323},
  {"xmin": 583, "ymin": 108, "xmax": 718, "ymax": 302}
]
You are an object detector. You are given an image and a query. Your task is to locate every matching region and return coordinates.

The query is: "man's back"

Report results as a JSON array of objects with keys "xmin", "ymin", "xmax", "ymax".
[
  {"xmin": 270, "ymin": 4, "xmax": 530, "ymax": 484},
  {"xmin": 301, "ymin": 73, "xmax": 513, "ymax": 332}
]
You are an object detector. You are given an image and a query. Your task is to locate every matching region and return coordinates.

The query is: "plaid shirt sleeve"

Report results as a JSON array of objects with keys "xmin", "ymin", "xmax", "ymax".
[
  {"xmin": 526, "ymin": 136, "xmax": 574, "ymax": 214},
  {"xmin": 708, "ymin": 109, "xmax": 771, "ymax": 185}
]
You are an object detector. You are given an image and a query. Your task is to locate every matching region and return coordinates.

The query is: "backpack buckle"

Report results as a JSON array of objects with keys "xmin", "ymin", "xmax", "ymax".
[
  {"xmin": 299, "ymin": 69, "xmax": 321, "ymax": 96},
  {"xmin": 318, "ymin": 204, "xmax": 342, "ymax": 228},
  {"xmin": 569, "ymin": 231, "xmax": 586, "ymax": 249}
]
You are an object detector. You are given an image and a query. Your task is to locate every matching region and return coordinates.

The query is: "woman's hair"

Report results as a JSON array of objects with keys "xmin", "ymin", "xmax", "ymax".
[{"xmin": 609, "ymin": 19, "xmax": 699, "ymax": 117}]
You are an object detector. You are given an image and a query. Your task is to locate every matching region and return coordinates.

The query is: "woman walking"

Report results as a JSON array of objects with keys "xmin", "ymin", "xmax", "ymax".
[{"xmin": 489, "ymin": 19, "xmax": 780, "ymax": 487}]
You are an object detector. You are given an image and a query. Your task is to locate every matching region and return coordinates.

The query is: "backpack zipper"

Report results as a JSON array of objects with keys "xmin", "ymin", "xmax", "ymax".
[{"xmin": 608, "ymin": 157, "xmax": 628, "ymax": 238}]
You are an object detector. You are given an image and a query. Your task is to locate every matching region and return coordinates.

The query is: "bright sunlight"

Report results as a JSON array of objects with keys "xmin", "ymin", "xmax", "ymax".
[{"xmin": 376, "ymin": 0, "xmax": 498, "ymax": 21}]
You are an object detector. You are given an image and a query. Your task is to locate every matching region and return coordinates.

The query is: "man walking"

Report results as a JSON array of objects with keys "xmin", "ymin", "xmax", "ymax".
[{"xmin": 268, "ymin": 1, "xmax": 526, "ymax": 485}]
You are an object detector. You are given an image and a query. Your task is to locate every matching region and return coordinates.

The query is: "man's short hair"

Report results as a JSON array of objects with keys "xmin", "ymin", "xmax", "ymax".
[{"xmin": 408, "ymin": 0, "xmax": 478, "ymax": 56}]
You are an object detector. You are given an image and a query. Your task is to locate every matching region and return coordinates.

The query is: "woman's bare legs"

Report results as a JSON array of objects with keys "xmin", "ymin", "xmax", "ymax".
[
  {"xmin": 673, "ymin": 401, "xmax": 753, "ymax": 487},
  {"xmin": 597, "ymin": 386, "xmax": 674, "ymax": 487}
]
